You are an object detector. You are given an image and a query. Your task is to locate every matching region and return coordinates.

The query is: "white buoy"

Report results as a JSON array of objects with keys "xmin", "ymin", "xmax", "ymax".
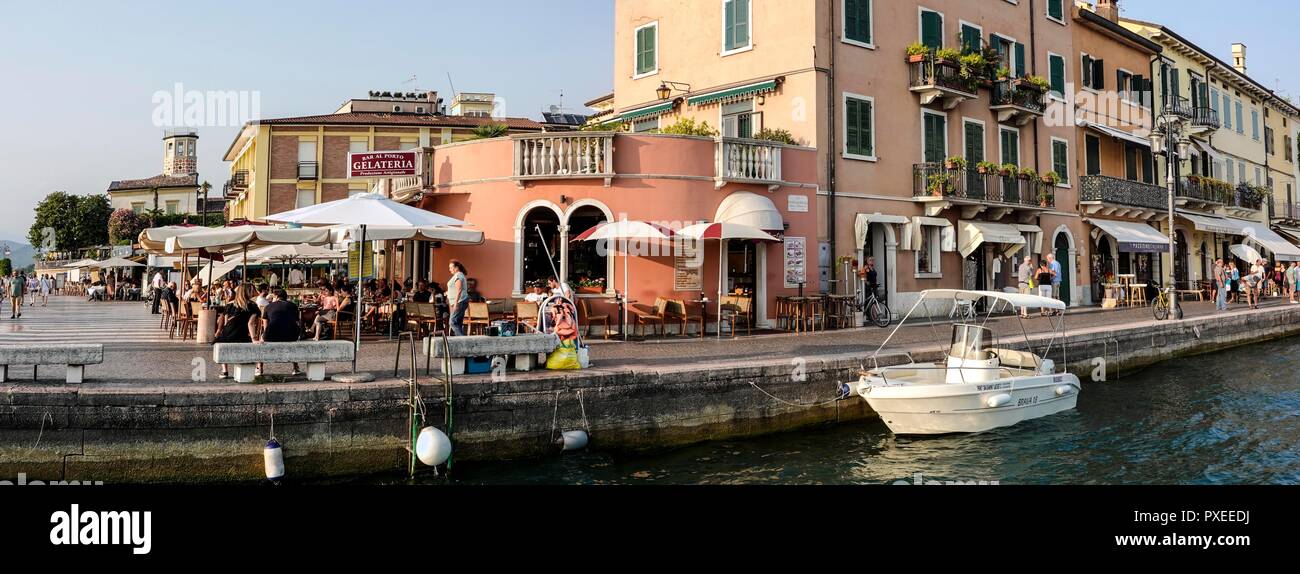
[
  {"xmin": 416, "ymin": 427, "xmax": 452, "ymax": 466},
  {"xmin": 986, "ymin": 394, "xmax": 1013, "ymax": 408},
  {"xmin": 264, "ymin": 439, "xmax": 285, "ymax": 480},
  {"xmin": 1054, "ymin": 385, "xmax": 1075, "ymax": 397},
  {"xmin": 558, "ymin": 429, "xmax": 589, "ymax": 451}
]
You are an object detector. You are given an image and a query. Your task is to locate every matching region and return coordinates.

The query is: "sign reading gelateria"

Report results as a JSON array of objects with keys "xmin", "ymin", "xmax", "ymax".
[{"xmin": 347, "ymin": 150, "xmax": 421, "ymax": 178}]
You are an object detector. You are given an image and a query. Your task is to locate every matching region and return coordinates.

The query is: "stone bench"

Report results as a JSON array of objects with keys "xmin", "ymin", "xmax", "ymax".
[
  {"xmin": 0, "ymin": 344, "xmax": 104, "ymax": 384},
  {"xmin": 213, "ymin": 341, "xmax": 355, "ymax": 383},
  {"xmin": 430, "ymin": 334, "xmax": 560, "ymax": 375}
]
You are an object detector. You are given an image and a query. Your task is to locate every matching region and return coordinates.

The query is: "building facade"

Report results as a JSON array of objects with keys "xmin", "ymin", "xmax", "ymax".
[
  {"xmin": 222, "ymin": 91, "xmax": 544, "ymax": 222},
  {"xmin": 107, "ymin": 130, "xmax": 202, "ymax": 215}
]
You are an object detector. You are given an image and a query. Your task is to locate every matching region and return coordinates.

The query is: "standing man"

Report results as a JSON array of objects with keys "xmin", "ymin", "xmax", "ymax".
[
  {"xmin": 9, "ymin": 271, "xmax": 24, "ymax": 319},
  {"xmin": 38, "ymin": 274, "xmax": 51, "ymax": 306},
  {"xmin": 1213, "ymin": 258, "xmax": 1228, "ymax": 312},
  {"xmin": 1288, "ymin": 262, "xmax": 1299, "ymax": 304},
  {"xmin": 1016, "ymin": 257, "xmax": 1033, "ymax": 318},
  {"xmin": 446, "ymin": 260, "xmax": 468, "ymax": 336},
  {"xmin": 150, "ymin": 269, "xmax": 165, "ymax": 314}
]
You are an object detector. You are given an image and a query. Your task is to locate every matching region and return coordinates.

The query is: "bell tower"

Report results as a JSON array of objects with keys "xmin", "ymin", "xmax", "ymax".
[{"xmin": 163, "ymin": 130, "xmax": 199, "ymax": 176}]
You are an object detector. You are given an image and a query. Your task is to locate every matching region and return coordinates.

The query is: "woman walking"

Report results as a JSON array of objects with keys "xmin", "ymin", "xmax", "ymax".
[{"xmin": 446, "ymin": 260, "xmax": 469, "ymax": 336}]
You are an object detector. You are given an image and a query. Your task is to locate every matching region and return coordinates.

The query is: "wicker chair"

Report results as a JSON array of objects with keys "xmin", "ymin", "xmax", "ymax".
[
  {"xmin": 515, "ymin": 301, "xmax": 540, "ymax": 333},
  {"xmin": 466, "ymin": 302, "xmax": 491, "ymax": 335}
]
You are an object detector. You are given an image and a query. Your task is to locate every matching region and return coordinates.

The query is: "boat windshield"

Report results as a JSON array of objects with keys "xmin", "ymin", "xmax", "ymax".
[{"xmin": 949, "ymin": 324, "xmax": 995, "ymax": 361}]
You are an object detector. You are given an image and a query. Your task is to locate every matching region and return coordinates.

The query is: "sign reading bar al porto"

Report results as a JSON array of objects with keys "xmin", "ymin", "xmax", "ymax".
[{"xmin": 348, "ymin": 150, "xmax": 421, "ymax": 178}]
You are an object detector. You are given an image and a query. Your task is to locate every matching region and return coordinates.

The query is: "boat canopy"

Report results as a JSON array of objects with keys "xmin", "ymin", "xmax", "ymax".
[{"xmin": 918, "ymin": 289, "xmax": 1066, "ymax": 311}]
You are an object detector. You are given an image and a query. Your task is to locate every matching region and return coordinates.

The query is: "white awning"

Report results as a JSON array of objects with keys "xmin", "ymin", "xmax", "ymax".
[
  {"xmin": 905, "ymin": 217, "xmax": 956, "ymax": 253},
  {"xmin": 1086, "ymin": 219, "xmax": 1170, "ymax": 254},
  {"xmin": 715, "ymin": 191, "xmax": 784, "ymax": 231},
  {"xmin": 853, "ymin": 213, "xmax": 909, "ymax": 250},
  {"xmin": 1245, "ymin": 226, "xmax": 1300, "ymax": 262},
  {"xmin": 1013, "ymin": 224, "xmax": 1043, "ymax": 255},
  {"xmin": 1178, "ymin": 211, "xmax": 1251, "ymax": 235},
  {"xmin": 1077, "ymin": 120, "xmax": 1150, "ymax": 148},
  {"xmin": 1193, "ymin": 140, "xmax": 1225, "ymax": 165},
  {"xmin": 958, "ymin": 221, "xmax": 1026, "ymax": 257}
]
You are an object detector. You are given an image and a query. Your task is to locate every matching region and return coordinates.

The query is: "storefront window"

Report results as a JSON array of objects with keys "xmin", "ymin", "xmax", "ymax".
[
  {"xmin": 521, "ymin": 207, "xmax": 562, "ymax": 291},
  {"xmin": 567, "ymin": 206, "xmax": 609, "ymax": 292}
]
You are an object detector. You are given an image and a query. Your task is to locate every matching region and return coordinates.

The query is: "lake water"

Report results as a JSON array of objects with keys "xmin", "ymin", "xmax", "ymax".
[{"xmin": 380, "ymin": 337, "xmax": 1300, "ymax": 485}]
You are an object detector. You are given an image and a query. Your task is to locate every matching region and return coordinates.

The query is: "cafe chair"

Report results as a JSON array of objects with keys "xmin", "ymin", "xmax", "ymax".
[
  {"xmin": 631, "ymin": 298, "xmax": 668, "ymax": 338},
  {"xmin": 665, "ymin": 298, "xmax": 703, "ymax": 337},
  {"xmin": 467, "ymin": 302, "xmax": 492, "ymax": 335},
  {"xmin": 515, "ymin": 301, "xmax": 540, "ymax": 333},
  {"xmin": 579, "ymin": 299, "xmax": 610, "ymax": 340}
]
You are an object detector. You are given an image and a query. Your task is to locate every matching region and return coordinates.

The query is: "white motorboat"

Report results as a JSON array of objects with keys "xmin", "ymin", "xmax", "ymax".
[{"xmin": 856, "ymin": 289, "xmax": 1081, "ymax": 435}]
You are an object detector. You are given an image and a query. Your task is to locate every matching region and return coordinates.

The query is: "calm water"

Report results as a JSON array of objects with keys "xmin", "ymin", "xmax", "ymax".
[{"xmin": 384, "ymin": 338, "xmax": 1300, "ymax": 485}]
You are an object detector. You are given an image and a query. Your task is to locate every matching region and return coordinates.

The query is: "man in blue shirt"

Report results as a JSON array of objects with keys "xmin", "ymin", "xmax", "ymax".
[{"xmin": 1047, "ymin": 253, "xmax": 1063, "ymax": 305}]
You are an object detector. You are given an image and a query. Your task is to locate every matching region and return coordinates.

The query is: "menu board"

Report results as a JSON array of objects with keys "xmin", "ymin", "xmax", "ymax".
[
  {"xmin": 674, "ymin": 245, "xmax": 703, "ymax": 291},
  {"xmin": 347, "ymin": 241, "xmax": 376, "ymax": 281},
  {"xmin": 784, "ymin": 237, "xmax": 807, "ymax": 288}
]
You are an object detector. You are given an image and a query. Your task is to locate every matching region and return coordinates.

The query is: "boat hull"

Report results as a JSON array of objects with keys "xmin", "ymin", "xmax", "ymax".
[{"xmin": 857, "ymin": 373, "xmax": 1081, "ymax": 435}]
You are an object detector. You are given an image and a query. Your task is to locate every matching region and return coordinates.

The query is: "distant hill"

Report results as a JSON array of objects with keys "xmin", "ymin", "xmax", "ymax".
[{"xmin": 0, "ymin": 240, "xmax": 35, "ymax": 269}]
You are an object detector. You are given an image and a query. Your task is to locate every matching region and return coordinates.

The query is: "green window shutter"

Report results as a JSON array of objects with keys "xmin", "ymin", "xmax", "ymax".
[
  {"xmin": 861, "ymin": 99, "xmax": 874, "ymax": 157},
  {"xmin": 961, "ymin": 24, "xmax": 980, "ymax": 53},
  {"xmin": 1169, "ymin": 68, "xmax": 1180, "ymax": 99},
  {"xmin": 1049, "ymin": 0, "xmax": 1064, "ymax": 20},
  {"xmin": 1085, "ymin": 135, "xmax": 1101, "ymax": 175},
  {"xmin": 725, "ymin": 0, "xmax": 750, "ymax": 51},
  {"xmin": 1093, "ymin": 58, "xmax": 1105, "ymax": 90},
  {"xmin": 845, "ymin": 98, "xmax": 860, "ymax": 155},
  {"xmin": 1053, "ymin": 141, "xmax": 1069, "ymax": 184},
  {"xmin": 1081, "ymin": 55, "xmax": 1092, "ymax": 88},
  {"xmin": 921, "ymin": 10, "xmax": 942, "ymax": 51},
  {"xmin": 846, "ymin": 0, "xmax": 871, "ymax": 44},
  {"xmin": 636, "ymin": 27, "xmax": 656, "ymax": 75},
  {"xmin": 1014, "ymin": 42, "xmax": 1026, "ymax": 77},
  {"xmin": 1050, "ymin": 55, "xmax": 1065, "ymax": 97},
  {"xmin": 1001, "ymin": 129, "xmax": 1019, "ymax": 165},
  {"xmin": 964, "ymin": 122, "xmax": 984, "ymax": 163},
  {"xmin": 924, "ymin": 113, "xmax": 946, "ymax": 163}
]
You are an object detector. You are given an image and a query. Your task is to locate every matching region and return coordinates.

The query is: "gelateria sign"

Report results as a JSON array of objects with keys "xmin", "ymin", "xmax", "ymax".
[{"xmin": 348, "ymin": 150, "xmax": 421, "ymax": 178}]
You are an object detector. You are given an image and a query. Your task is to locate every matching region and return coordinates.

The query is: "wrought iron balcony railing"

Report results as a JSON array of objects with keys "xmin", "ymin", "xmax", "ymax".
[
  {"xmin": 1080, "ymin": 175, "xmax": 1168, "ymax": 211},
  {"xmin": 913, "ymin": 163, "xmax": 1054, "ymax": 209}
]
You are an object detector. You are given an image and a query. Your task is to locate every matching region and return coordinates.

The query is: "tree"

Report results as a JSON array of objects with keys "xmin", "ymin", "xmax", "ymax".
[
  {"xmin": 0, "ymin": 258, "xmax": 11, "ymax": 278},
  {"xmin": 27, "ymin": 192, "xmax": 113, "ymax": 256},
  {"xmin": 469, "ymin": 123, "xmax": 510, "ymax": 140},
  {"xmin": 108, "ymin": 209, "xmax": 147, "ymax": 245}
]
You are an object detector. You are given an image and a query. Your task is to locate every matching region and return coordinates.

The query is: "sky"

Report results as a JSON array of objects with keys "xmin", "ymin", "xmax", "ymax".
[{"xmin": 0, "ymin": 0, "xmax": 1296, "ymax": 243}]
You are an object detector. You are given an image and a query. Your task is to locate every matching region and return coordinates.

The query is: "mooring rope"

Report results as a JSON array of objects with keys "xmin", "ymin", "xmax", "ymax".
[
  {"xmin": 28, "ymin": 411, "xmax": 53, "ymax": 456},
  {"xmin": 747, "ymin": 381, "xmax": 850, "ymax": 408}
]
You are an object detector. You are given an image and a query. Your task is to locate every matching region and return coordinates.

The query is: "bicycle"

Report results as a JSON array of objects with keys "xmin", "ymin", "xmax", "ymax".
[
  {"xmin": 848, "ymin": 290, "xmax": 892, "ymax": 328},
  {"xmin": 1151, "ymin": 286, "xmax": 1171, "ymax": 321}
]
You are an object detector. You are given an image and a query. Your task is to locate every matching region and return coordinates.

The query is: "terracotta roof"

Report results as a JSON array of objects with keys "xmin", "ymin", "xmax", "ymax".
[
  {"xmin": 254, "ymin": 112, "xmax": 545, "ymax": 130},
  {"xmin": 108, "ymin": 173, "xmax": 199, "ymax": 192}
]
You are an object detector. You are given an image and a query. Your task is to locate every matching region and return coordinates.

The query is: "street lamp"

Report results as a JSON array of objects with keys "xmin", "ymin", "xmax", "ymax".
[
  {"xmin": 198, "ymin": 181, "xmax": 211, "ymax": 227},
  {"xmin": 656, "ymin": 81, "xmax": 691, "ymax": 101},
  {"xmin": 1151, "ymin": 111, "xmax": 1192, "ymax": 320}
]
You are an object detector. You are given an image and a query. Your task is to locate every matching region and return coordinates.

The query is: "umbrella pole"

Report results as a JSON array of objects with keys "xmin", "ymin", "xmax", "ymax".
[
  {"xmin": 353, "ymin": 225, "xmax": 367, "ymax": 373},
  {"xmin": 206, "ymin": 252, "xmax": 213, "ymax": 308},
  {"xmin": 242, "ymin": 245, "xmax": 248, "ymax": 285},
  {"xmin": 623, "ymin": 241, "xmax": 628, "ymax": 342},
  {"xmin": 718, "ymin": 240, "xmax": 724, "ymax": 340}
]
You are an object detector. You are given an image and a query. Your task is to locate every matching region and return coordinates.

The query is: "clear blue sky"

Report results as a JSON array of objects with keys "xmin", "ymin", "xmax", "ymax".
[{"xmin": 0, "ymin": 0, "xmax": 1295, "ymax": 242}]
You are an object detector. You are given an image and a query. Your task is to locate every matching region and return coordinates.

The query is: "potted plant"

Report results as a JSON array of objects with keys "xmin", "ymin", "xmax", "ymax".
[
  {"xmin": 1038, "ymin": 187, "xmax": 1053, "ymax": 207},
  {"xmin": 906, "ymin": 42, "xmax": 930, "ymax": 63},
  {"xmin": 1018, "ymin": 167, "xmax": 1037, "ymax": 181},
  {"xmin": 998, "ymin": 163, "xmax": 1019, "ymax": 178},
  {"xmin": 1020, "ymin": 75, "xmax": 1051, "ymax": 94},
  {"xmin": 927, "ymin": 173, "xmax": 953, "ymax": 197},
  {"xmin": 1042, "ymin": 171, "xmax": 1062, "ymax": 186},
  {"xmin": 574, "ymin": 277, "xmax": 606, "ymax": 294},
  {"xmin": 976, "ymin": 161, "xmax": 999, "ymax": 175},
  {"xmin": 944, "ymin": 156, "xmax": 968, "ymax": 171},
  {"xmin": 935, "ymin": 47, "xmax": 962, "ymax": 66},
  {"xmin": 960, "ymin": 52, "xmax": 992, "ymax": 88},
  {"xmin": 995, "ymin": 67, "xmax": 1013, "ymax": 81}
]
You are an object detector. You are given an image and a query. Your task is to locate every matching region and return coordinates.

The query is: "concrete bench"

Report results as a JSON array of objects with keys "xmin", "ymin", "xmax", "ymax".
[
  {"xmin": 0, "ymin": 344, "xmax": 103, "ymax": 384},
  {"xmin": 430, "ymin": 334, "xmax": 560, "ymax": 375},
  {"xmin": 213, "ymin": 341, "xmax": 355, "ymax": 383}
]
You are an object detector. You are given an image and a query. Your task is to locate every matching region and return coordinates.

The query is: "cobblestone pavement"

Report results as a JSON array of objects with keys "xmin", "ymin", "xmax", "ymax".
[{"xmin": 0, "ymin": 293, "xmax": 1290, "ymax": 386}]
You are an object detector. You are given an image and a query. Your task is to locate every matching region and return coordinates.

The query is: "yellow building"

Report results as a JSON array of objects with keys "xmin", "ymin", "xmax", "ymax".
[
  {"xmin": 222, "ymin": 91, "xmax": 543, "ymax": 222},
  {"xmin": 1264, "ymin": 92, "xmax": 1300, "ymax": 242},
  {"xmin": 1120, "ymin": 19, "xmax": 1300, "ymax": 284}
]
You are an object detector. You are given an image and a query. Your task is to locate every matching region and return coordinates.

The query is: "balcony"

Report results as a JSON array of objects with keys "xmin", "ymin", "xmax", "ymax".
[
  {"xmin": 1190, "ymin": 106, "xmax": 1220, "ymax": 131},
  {"xmin": 224, "ymin": 170, "xmax": 249, "ymax": 199},
  {"xmin": 1079, "ymin": 175, "xmax": 1168, "ymax": 219},
  {"xmin": 1231, "ymin": 183, "xmax": 1267, "ymax": 215},
  {"xmin": 1166, "ymin": 95, "xmax": 1194, "ymax": 119},
  {"xmin": 297, "ymin": 161, "xmax": 318, "ymax": 180},
  {"xmin": 1176, "ymin": 175, "xmax": 1230, "ymax": 210},
  {"xmin": 389, "ymin": 176, "xmax": 425, "ymax": 203},
  {"xmin": 908, "ymin": 59, "xmax": 977, "ymax": 110},
  {"xmin": 715, "ymin": 138, "xmax": 783, "ymax": 191},
  {"xmin": 1270, "ymin": 201, "xmax": 1300, "ymax": 224},
  {"xmin": 912, "ymin": 163, "xmax": 1053, "ymax": 219},
  {"xmin": 989, "ymin": 80, "xmax": 1047, "ymax": 126},
  {"xmin": 512, "ymin": 133, "xmax": 615, "ymax": 187}
]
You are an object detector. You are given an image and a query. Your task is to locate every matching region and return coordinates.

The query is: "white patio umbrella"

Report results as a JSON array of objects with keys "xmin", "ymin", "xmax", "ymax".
[
  {"xmin": 574, "ymin": 220, "xmax": 677, "ymax": 340},
  {"xmin": 91, "ymin": 257, "xmax": 145, "ymax": 268},
  {"xmin": 330, "ymin": 224, "xmax": 484, "ymax": 246},
  {"xmin": 138, "ymin": 225, "xmax": 204, "ymax": 253},
  {"xmin": 678, "ymin": 222, "xmax": 781, "ymax": 339},
  {"xmin": 1230, "ymin": 244, "xmax": 1262, "ymax": 264},
  {"xmin": 165, "ymin": 226, "xmax": 334, "ymax": 285},
  {"xmin": 265, "ymin": 192, "xmax": 475, "ymax": 371}
]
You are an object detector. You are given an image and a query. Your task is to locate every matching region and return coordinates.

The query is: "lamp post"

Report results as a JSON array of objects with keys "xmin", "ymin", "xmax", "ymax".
[
  {"xmin": 198, "ymin": 182, "xmax": 211, "ymax": 227},
  {"xmin": 1149, "ymin": 112, "xmax": 1192, "ymax": 320}
]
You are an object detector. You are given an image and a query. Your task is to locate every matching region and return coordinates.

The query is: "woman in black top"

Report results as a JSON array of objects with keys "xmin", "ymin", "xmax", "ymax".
[
  {"xmin": 259, "ymin": 288, "xmax": 302, "ymax": 376},
  {"xmin": 216, "ymin": 284, "xmax": 261, "ymax": 380}
]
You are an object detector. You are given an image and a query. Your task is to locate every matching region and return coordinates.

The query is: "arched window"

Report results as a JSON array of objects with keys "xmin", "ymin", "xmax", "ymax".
[
  {"xmin": 566, "ymin": 205, "xmax": 609, "ymax": 292},
  {"xmin": 521, "ymin": 206, "xmax": 562, "ymax": 290}
]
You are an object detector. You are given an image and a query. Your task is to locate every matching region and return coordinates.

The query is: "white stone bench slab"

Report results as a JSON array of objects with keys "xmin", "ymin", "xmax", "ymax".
[
  {"xmin": 213, "ymin": 342, "xmax": 355, "ymax": 383},
  {"xmin": 428, "ymin": 334, "xmax": 560, "ymax": 375},
  {"xmin": 0, "ymin": 344, "xmax": 104, "ymax": 384}
]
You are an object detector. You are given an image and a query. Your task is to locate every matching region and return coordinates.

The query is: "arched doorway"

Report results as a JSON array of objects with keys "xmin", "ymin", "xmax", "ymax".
[
  {"xmin": 862, "ymin": 223, "xmax": 889, "ymax": 300},
  {"xmin": 1174, "ymin": 230, "xmax": 1189, "ymax": 287},
  {"xmin": 565, "ymin": 205, "xmax": 610, "ymax": 293},
  {"xmin": 1092, "ymin": 235, "xmax": 1113, "ymax": 300},
  {"xmin": 520, "ymin": 206, "xmax": 562, "ymax": 291},
  {"xmin": 1055, "ymin": 233, "xmax": 1072, "ymax": 306}
]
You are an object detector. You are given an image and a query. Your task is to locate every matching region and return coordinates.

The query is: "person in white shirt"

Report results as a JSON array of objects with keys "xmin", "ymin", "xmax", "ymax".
[
  {"xmin": 268, "ymin": 271, "xmax": 280, "ymax": 288},
  {"xmin": 38, "ymin": 275, "xmax": 50, "ymax": 306},
  {"xmin": 150, "ymin": 271, "xmax": 165, "ymax": 314},
  {"xmin": 547, "ymin": 276, "xmax": 573, "ymax": 301},
  {"xmin": 288, "ymin": 267, "xmax": 305, "ymax": 287}
]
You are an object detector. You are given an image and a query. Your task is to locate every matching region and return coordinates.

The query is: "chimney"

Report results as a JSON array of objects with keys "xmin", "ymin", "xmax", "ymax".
[
  {"xmin": 1096, "ymin": 0, "xmax": 1120, "ymax": 22},
  {"xmin": 1231, "ymin": 43, "xmax": 1247, "ymax": 73}
]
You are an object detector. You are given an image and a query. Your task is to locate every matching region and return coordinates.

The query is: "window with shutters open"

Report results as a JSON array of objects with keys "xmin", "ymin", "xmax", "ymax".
[
  {"xmin": 844, "ymin": 0, "xmax": 873, "ymax": 48},
  {"xmin": 1051, "ymin": 138, "xmax": 1069, "ymax": 186},
  {"xmin": 634, "ymin": 22, "xmax": 658, "ymax": 77},
  {"xmin": 1048, "ymin": 53, "xmax": 1065, "ymax": 99},
  {"xmin": 844, "ymin": 93, "xmax": 876, "ymax": 161},
  {"xmin": 723, "ymin": 0, "xmax": 751, "ymax": 55},
  {"xmin": 1117, "ymin": 69, "xmax": 1133, "ymax": 104}
]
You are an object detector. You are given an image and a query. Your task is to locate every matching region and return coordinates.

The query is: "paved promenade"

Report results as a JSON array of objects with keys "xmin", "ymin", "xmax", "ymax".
[{"xmin": 0, "ymin": 293, "xmax": 1291, "ymax": 385}]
